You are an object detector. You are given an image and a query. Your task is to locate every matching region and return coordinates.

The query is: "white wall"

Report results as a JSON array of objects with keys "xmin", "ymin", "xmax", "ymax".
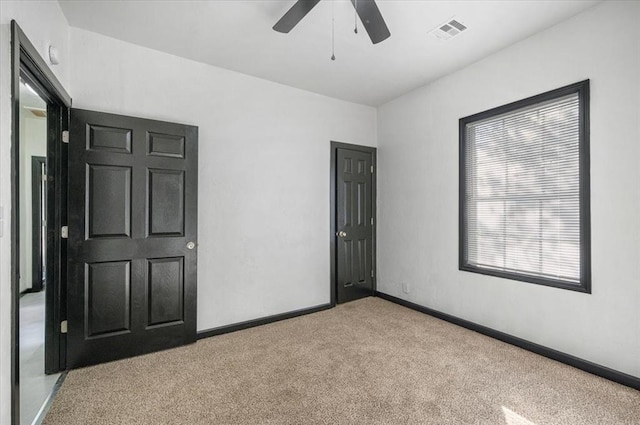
[
  {"xmin": 69, "ymin": 28, "xmax": 377, "ymax": 331},
  {"xmin": 0, "ymin": 1, "xmax": 71, "ymax": 422},
  {"xmin": 377, "ymin": 0, "xmax": 640, "ymax": 378},
  {"xmin": 2, "ymin": 1, "xmax": 637, "ymax": 422}
]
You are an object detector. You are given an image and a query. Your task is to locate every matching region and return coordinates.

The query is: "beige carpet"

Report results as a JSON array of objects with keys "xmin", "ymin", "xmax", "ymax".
[{"xmin": 44, "ymin": 297, "xmax": 640, "ymax": 425}]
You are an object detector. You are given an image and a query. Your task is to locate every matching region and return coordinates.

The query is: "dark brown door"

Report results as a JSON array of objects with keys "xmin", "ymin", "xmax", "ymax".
[
  {"xmin": 67, "ymin": 109, "xmax": 198, "ymax": 368},
  {"xmin": 336, "ymin": 146, "xmax": 375, "ymax": 303},
  {"xmin": 31, "ymin": 156, "xmax": 47, "ymax": 292}
]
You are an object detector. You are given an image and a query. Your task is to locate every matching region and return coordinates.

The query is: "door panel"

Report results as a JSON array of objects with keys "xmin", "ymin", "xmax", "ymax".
[
  {"xmin": 148, "ymin": 132, "xmax": 185, "ymax": 158},
  {"xmin": 67, "ymin": 108, "xmax": 197, "ymax": 368},
  {"xmin": 88, "ymin": 125, "xmax": 132, "ymax": 153},
  {"xmin": 87, "ymin": 165, "xmax": 131, "ymax": 239},
  {"xmin": 148, "ymin": 169, "xmax": 185, "ymax": 236},
  {"xmin": 336, "ymin": 147, "xmax": 374, "ymax": 303},
  {"xmin": 147, "ymin": 257, "xmax": 184, "ymax": 327},
  {"xmin": 86, "ymin": 261, "xmax": 131, "ymax": 338}
]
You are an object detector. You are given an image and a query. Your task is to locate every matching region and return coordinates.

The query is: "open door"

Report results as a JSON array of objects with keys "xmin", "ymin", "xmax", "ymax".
[
  {"xmin": 66, "ymin": 109, "xmax": 198, "ymax": 368},
  {"xmin": 31, "ymin": 156, "xmax": 47, "ymax": 293}
]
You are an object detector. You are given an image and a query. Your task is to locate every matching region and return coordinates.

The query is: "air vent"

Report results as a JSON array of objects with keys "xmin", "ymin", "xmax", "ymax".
[{"xmin": 430, "ymin": 18, "xmax": 468, "ymax": 41}]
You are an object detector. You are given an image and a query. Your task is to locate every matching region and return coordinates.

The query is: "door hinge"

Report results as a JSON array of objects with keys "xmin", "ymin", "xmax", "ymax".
[
  {"xmin": 62, "ymin": 130, "xmax": 69, "ymax": 144},
  {"xmin": 61, "ymin": 226, "xmax": 68, "ymax": 239},
  {"xmin": 370, "ymin": 165, "xmax": 374, "ymax": 174},
  {"xmin": 370, "ymin": 217, "xmax": 374, "ymax": 225},
  {"xmin": 60, "ymin": 320, "xmax": 67, "ymax": 334},
  {"xmin": 371, "ymin": 270, "xmax": 374, "ymax": 278},
  {"xmin": 41, "ymin": 173, "xmax": 47, "ymax": 182}
]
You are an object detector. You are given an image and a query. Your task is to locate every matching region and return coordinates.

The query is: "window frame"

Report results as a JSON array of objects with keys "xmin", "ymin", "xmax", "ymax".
[{"xmin": 458, "ymin": 80, "xmax": 591, "ymax": 293}]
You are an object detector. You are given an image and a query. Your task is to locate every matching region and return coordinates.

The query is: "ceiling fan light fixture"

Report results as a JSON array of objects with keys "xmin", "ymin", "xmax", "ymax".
[{"xmin": 274, "ymin": 0, "xmax": 390, "ymax": 45}]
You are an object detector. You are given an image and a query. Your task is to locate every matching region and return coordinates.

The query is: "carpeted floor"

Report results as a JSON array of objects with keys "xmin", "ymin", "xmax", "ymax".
[{"xmin": 44, "ymin": 297, "xmax": 640, "ymax": 425}]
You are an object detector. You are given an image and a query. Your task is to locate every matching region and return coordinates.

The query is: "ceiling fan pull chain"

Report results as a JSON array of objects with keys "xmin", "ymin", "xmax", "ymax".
[
  {"xmin": 354, "ymin": 0, "xmax": 358, "ymax": 34},
  {"xmin": 331, "ymin": 0, "xmax": 336, "ymax": 60}
]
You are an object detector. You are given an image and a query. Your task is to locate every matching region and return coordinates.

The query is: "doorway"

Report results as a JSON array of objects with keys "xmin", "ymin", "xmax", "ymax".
[
  {"xmin": 330, "ymin": 142, "xmax": 377, "ymax": 305},
  {"xmin": 17, "ymin": 78, "xmax": 59, "ymax": 425},
  {"xmin": 11, "ymin": 21, "xmax": 72, "ymax": 425}
]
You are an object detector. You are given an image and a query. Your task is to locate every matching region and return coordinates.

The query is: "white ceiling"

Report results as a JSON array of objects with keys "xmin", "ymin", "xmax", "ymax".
[{"xmin": 58, "ymin": 0, "xmax": 599, "ymax": 106}]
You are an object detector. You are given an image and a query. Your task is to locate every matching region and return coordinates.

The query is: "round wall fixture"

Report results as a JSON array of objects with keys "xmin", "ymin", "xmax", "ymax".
[{"xmin": 48, "ymin": 45, "xmax": 60, "ymax": 65}]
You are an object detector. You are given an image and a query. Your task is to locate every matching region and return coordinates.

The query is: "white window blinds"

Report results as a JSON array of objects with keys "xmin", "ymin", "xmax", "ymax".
[{"xmin": 463, "ymin": 93, "xmax": 581, "ymax": 284}]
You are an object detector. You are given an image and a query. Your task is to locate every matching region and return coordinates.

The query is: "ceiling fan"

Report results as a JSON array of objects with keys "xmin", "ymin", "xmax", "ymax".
[{"xmin": 273, "ymin": 0, "xmax": 391, "ymax": 44}]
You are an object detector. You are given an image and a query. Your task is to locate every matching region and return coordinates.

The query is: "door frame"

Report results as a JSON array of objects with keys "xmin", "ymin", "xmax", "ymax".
[
  {"xmin": 329, "ymin": 141, "xmax": 377, "ymax": 306},
  {"xmin": 11, "ymin": 20, "xmax": 72, "ymax": 425},
  {"xmin": 30, "ymin": 156, "xmax": 47, "ymax": 292}
]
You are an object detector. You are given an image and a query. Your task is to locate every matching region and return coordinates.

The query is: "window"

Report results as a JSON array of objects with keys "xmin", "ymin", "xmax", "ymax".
[{"xmin": 459, "ymin": 80, "xmax": 591, "ymax": 292}]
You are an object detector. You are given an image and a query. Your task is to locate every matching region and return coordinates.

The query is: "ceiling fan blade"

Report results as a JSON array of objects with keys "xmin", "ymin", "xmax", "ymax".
[
  {"xmin": 350, "ymin": 0, "xmax": 390, "ymax": 44},
  {"xmin": 273, "ymin": 0, "xmax": 322, "ymax": 33}
]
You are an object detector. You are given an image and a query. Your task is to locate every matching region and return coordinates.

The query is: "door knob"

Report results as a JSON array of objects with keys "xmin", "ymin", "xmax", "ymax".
[
  {"xmin": 186, "ymin": 241, "xmax": 196, "ymax": 250},
  {"xmin": 337, "ymin": 231, "xmax": 347, "ymax": 238}
]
